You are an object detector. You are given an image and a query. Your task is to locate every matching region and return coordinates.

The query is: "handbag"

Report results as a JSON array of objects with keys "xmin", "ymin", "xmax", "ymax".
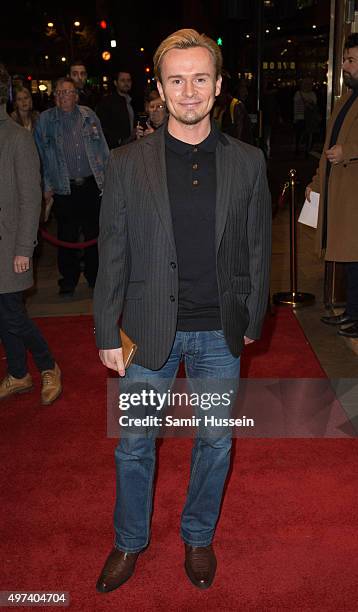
[{"xmin": 119, "ymin": 328, "xmax": 137, "ymax": 368}]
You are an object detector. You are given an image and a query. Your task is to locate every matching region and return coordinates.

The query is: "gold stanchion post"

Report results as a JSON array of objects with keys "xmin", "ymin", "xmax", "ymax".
[{"xmin": 273, "ymin": 169, "xmax": 315, "ymax": 308}]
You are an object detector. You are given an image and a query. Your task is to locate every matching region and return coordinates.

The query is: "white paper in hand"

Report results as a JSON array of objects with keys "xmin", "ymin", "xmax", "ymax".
[{"xmin": 298, "ymin": 191, "xmax": 319, "ymax": 228}]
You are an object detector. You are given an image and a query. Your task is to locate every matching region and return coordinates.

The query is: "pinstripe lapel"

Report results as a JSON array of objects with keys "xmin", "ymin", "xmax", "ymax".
[
  {"xmin": 215, "ymin": 139, "xmax": 233, "ymax": 254},
  {"xmin": 142, "ymin": 129, "xmax": 176, "ymax": 250}
]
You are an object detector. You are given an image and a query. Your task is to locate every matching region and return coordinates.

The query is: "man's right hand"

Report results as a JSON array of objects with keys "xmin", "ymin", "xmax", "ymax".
[
  {"xmin": 305, "ymin": 186, "xmax": 312, "ymax": 202},
  {"xmin": 99, "ymin": 348, "xmax": 125, "ymax": 377}
]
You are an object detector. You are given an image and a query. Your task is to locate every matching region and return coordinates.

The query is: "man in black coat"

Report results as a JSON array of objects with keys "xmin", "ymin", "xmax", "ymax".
[
  {"xmin": 96, "ymin": 71, "xmax": 135, "ymax": 149},
  {"xmin": 94, "ymin": 29, "xmax": 271, "ymax": 593},
  {"xmin": 68, "ymin": 60, "xmax": 98, "ymax": 109}
]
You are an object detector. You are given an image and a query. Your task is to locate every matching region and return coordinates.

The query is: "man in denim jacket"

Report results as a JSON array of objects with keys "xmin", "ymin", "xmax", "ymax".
[{"xmin": 35, "ymin": 77, "xmax": 109, "ymax": 296}]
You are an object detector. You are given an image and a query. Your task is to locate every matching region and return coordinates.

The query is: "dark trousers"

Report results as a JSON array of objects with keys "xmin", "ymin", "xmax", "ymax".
[
  {"xmin": 53, "ymin": 177, "xmax": 101, "ymax": 289},
  {"xmin": 345, "ymin": 262, "xmax": 358, "ymax": 318},
  {"xmin": 0, "ymin": 292, "xmax": 54, "ymax": 378},
  {"xmin": 294, "ymin": 120, "xmax": 312, "ymax": 156}
]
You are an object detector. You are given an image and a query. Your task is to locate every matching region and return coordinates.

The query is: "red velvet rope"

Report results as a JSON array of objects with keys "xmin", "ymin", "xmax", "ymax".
[{"xmin": 39, "ymin": 227, "xmax": 98, "ymax": 249}]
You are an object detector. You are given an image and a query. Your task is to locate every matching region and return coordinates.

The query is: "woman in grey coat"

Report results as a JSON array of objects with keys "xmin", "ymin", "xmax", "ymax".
[{"xmin": 0, "ymin": 64, "xmax": 61, "ymax": 405}]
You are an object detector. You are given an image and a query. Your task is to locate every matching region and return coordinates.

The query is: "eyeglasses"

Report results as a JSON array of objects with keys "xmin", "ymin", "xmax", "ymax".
[{"xmin": 55, "ymin": 89, "xmax": 77, "ymax": 97}]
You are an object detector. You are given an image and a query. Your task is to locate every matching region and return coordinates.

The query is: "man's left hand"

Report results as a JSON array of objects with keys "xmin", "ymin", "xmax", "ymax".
[
  {"xmin": 325, "ymin": 145, "xmax": 343, "ymax": 165},
  {"xmin": 244, "ymin": 336, "xmax": 255, "ymax": 345},
  {"xmin": 14, "ymin": 255, "xmax": 30, "ymax": 274}
]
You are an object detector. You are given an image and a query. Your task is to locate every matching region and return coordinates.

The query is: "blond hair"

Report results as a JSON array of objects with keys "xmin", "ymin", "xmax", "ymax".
[{"xmin": 153, "ymin": 29, "xmax": 222, "ymax": 82}]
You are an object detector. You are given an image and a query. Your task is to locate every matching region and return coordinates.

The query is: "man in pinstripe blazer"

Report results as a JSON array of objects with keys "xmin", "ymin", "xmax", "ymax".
[{"xmin": 94, "ymin": 29, "xmax": 271, "ymax": 593}]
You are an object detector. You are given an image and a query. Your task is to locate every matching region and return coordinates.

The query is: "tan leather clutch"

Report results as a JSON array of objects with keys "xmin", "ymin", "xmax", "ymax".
[{"xmin": 119, "ymin": 328, "xmax": 138, "ymax": 368}]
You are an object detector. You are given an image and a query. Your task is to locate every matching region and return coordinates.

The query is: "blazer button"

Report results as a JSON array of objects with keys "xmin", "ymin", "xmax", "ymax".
[
  {"xmin": 170, "ymin": 295, "xmax": 175, "ymax": 302},
  {"xmin": 170, "ymin": 262, "xmax": 176, "ymax": 269}
]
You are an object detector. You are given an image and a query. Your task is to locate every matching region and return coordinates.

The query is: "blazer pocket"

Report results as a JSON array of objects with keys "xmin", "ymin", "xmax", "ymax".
[
  {"xmin": 231, "ymin": 275, "xmax": 251, "ymax": 294},
  {"xmin": 125, "ymin": 280, "xmax": 145, "ymax": 300}
]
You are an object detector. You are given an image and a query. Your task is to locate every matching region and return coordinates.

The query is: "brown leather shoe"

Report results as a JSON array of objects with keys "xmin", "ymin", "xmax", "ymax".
[
  {"xmin": 184, "ymin": 543, "xmax": 217, "ymax": 589},
  {"xmin": 96, "ymin": 547, "xmax": 141, "ymax": 593},
  {"xmin": 0, "ymin": 373, "xmax": 33, "ymax": 400},
  {"xmin": 41, "ymin": 363, "xmax": 62, "ymax": 405}
]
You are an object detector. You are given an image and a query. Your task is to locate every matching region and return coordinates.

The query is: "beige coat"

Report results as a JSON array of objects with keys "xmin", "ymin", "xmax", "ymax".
[
  {"xmin": 0, "ymin": 105, "xmax": 42, "ymax": 293},
  {"xmin": 310, "ymin": 91, "xmax": 358, "ymax": 261}
]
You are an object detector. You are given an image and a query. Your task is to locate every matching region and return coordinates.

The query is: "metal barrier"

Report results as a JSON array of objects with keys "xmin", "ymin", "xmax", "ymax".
[{"xmin": 273, "ymin": 169, "xmax": 315, "ymax": 308}]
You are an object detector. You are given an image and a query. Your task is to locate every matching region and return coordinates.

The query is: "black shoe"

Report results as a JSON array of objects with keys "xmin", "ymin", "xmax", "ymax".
[
  {"xmin": 58, "ymin": 286, "xmax": 75, "ymax": 297},
  {"xmin": 337, "ymin": 322, "xmax": 358, "ymax": 338},
  {"xmin": 320, "ymin": 313, "xmax": 358, "ymax": 326},
  {"xmin": 58, "ymin": 279, "xmax": 76, "ymax": 296}
]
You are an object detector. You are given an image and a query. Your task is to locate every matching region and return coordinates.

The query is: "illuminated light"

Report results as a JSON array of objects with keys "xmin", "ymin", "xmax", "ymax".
[
  {"xmin": 265, "ymin": 29, "xmax": 270, "ymax": 33},
  {"xmin": 102, "ymin": 51, "xmax": 111, "ymax": 61},
  {"xmin": 140, "ymin": 47, "xmax": 145, "ymax": 52},
  {"xmin": 217, "ymin": 37, "xmax": 223, "ymax": 46},
  {"xmin": 100, "ymin": 20, "xmax": 107, "ymax": 29},
  {"xmin": 103, "ymin": 76, "xmax": 108, "ymax": 82},
  {"xmin": 45, "ymin": 55, "xmax": 49, "ymax": 59},
  {"xmin": 47, "ymin": 22, "xmax": 54, "ymax": 27},
  {"xmin": 74, "ymin": 21, "xmax": 80, "ymax": 27},
  {"xmin": 145, "ymin": 67, "xmax": 150, "ymax": 73},
  {"xmin": 312, "ymin": 24, "xmax": 317, "ymax": 29},
  {"xmin": 147, "ymin": 78, "xmax": 151, "ymax": 84},
  {"xmin": 39, "ymin": 84, "xmax": 47, "ymax": 92},
  {"xmin": 246, "ymin": 34, "xmax": 250, "ymax": 39},
  {"xmin": 27, "ymin": 75, "xmax": 32, "ymax": 81},
  {"xmin": 287, "ymin": 39, "xmax": 292, "ymax": 43},
  {"xmin": 61, "ymin": 56, "xmax": 66, "ymax": 62},
  {"xmin": 277, "ymin": 26, "xmax": 281, "ymax": 30},
  {"xmin": 110, "ymin": 39, "xmax": 117, "ymax": 47}
]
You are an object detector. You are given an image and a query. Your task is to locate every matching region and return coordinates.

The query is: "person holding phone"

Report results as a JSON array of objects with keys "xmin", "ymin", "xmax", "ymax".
[{"xmin": 136, "ymin": 90, "xmax": 167, "ymax": 139}]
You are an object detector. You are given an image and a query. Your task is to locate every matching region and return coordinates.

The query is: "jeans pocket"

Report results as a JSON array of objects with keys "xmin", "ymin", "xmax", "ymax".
[{"xmin": 211, "ymin": 329, "xmax": 225, "ymax": 338}]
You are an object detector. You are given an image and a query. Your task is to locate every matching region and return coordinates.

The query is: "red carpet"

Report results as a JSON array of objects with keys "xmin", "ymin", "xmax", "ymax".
[{"xmin": 1, "ymin": 309, "xmax": 358, "ymax": 611}]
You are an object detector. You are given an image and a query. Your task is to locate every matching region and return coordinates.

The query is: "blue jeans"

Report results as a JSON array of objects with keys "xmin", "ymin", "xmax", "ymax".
[
  {"xmin": 113, "ymin": 330, "xmax": 241, "ymax": 552},
  {"xmin": 0, "ymin": 292, "xmax": 54, "ymax": 378}
]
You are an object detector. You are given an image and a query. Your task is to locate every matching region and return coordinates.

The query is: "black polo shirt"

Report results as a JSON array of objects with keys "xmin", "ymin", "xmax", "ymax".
[{"xmin": 165, "ymin": 124, "xmax": 222, "ymax": 331}]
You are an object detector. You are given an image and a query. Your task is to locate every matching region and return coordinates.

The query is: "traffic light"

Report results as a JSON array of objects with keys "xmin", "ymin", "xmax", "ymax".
[
  {"xmin": 99, "ymin": 20, "xmax": 107, "ymax": 29},
  {"xmin": 217, "ymin": 37, "xmax": 223, "ymax": 46}
]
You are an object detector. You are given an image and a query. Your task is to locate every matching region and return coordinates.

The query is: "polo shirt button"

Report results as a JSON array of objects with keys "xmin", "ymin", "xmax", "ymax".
[
  {"xmin": 170, "ymin": 295, "xmax": 175, "ymax": 302},
  {"xmin": 192, "ymin": 163, "xmax": 198, "ymax": 170},
  {"xmin": 170, "ymin": 262, "xmax": 176, "ymax": 269},
  {"xmin": 193, "ymin": 147, "xmax": 198, "ymax": 152},
  {"xmin": 193, "ymin": 179, "xmax": 199, "ymax": 186}
]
